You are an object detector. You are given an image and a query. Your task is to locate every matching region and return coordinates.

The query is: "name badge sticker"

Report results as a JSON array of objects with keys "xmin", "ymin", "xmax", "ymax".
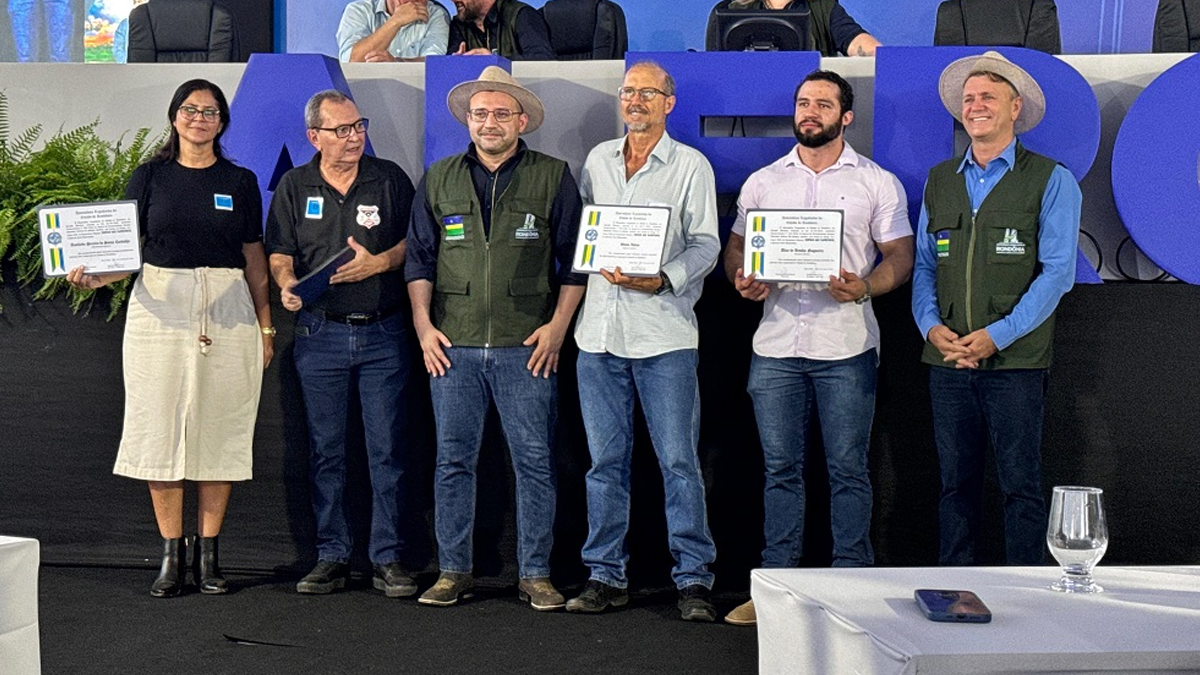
[
  {"xmin": 214, "ymin": 194, "xmax": 233, "ymax": 211},
  {"xmin": 305, "ymin": 197, "xmax": 324, "ymax": 220},
  {"xmin": 443, "ymin": 215, "xmax": 465, "ymax": 240}
]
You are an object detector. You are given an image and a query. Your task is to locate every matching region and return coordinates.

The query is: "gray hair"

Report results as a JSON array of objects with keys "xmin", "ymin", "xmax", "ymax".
[
  {"xmin": 305, "ymin": 90, "xmax": 352, "ymax": 129},
  {"xmin": 628, "ymin": 60, "xmax": 676, "ymax": 97}
]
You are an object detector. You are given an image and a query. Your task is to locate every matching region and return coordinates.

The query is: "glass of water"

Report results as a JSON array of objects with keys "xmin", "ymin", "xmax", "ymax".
[{"xmin": 1047, "ymin": 486, "xmax": 1108, "ymax": 593}]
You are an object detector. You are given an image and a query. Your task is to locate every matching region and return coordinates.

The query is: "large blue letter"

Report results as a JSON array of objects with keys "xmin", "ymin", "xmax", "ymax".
[
  {"xmin": 1111, "ymin": 53, "xmax": 1200, "ymax": 284},
  {"xmin": 224, "ymin": 54, "xmax": 368, "ymax": 219}
]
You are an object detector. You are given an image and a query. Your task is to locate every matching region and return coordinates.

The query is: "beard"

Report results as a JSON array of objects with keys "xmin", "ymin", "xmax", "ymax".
[
  {"xmin": 794, "ymin": 118, "xmax": 843, "ymax": 149},
  {"xmin": 456, "ymin": 0, "xmax": 482, "ymax": 21},
  {"xmin": 624, "ymin": 104, "xmax": 651, "ymax": 132}
]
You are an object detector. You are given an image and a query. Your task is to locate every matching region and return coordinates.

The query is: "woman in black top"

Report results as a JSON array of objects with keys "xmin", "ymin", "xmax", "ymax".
[{"xmin": 67, "ymin": 79, "xmax": 273, "ymax": 597}]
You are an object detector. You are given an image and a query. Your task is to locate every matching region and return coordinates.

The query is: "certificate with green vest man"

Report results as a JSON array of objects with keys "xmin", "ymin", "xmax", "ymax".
[
  {"xmin": 572, "ymin": 204, "xmax": 671, "ymax": 277},
  {"xmin": 741, "ymin": 208, "xmax": 844, "ymax": 283}
]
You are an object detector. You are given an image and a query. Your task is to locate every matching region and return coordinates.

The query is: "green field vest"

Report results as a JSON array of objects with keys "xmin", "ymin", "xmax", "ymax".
[
  {"xmin": 424, "ymin": 150, "xmax": 565, "ymax": 347},
  {"xmin": 461, "ymin": 0, "xmax": 527, "ymax": 57},
  {"xmin": 922, "ymin": 143, "xmax": 1058, "ymax": 370}
]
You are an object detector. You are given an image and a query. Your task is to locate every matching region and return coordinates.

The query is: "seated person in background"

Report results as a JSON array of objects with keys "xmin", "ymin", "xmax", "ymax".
[
  {"xmin": 707, "ymin": 0, "xmax": 882, "ymax": 56},
  {"xmin": 338, "ymin": 0, "xmax": 451, "ymax": 62},
  {"xmin": 448, "ymin": 0, "xmax": 556, "ymax": 60}
]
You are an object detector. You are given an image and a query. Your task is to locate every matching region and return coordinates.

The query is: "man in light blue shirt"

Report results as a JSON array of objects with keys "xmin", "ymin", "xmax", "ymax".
[
  {"xmin": 565, "ymin": 61, "xmax": 721, "ymax": 623},
  {"xmin": 912, "ymin": 51, "xmax": 1081, "ymax": 567},
  {"xmin": 337, "ymin": 0, "xmax": 450, "ymax": 62}
]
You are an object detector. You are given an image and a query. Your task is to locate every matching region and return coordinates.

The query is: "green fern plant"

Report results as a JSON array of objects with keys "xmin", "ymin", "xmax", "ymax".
[{"xmin": 0, "ymin": 90, "xmax": 163, "ymax": 318}]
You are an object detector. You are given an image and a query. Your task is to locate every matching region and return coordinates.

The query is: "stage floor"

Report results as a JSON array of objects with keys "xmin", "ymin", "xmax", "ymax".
[{"xmin": 38, "ymin": 565, "xmax": 757, "ymax": 674}]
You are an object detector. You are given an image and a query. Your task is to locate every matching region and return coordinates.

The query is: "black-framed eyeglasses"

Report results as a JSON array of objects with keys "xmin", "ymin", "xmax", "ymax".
[
  {"xmin": 617, "ymin": 87, "xmax": 670, "ymax": 102},
  {"xmin": 178, "ymin": 105, "xmax": 221, "ymax": 122},
  {"xmin": 311, "ymin": 118, "xmax": 369, "ymax": 139},
  {"xmin": 467, "ymin": 108, "xmax": 521, "ymax": 123}
]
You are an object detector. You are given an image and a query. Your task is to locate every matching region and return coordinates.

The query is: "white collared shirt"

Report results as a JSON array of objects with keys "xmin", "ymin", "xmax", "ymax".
[
  {"xmin": 731, "ymin": 142, "xmax": 911, "ymax": 360},
  {"xmin": 574, "ymin": 132, "xmax": 720, "ymax": 359}
]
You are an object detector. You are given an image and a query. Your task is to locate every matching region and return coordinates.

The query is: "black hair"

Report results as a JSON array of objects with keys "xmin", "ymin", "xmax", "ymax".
[
  {"xmin": 794, "ymin": 70, "xmax": 854, "ymax": 114},
  {"xmin": 150, "ymin": 79, "xmax": 231, "ymax": 163}
]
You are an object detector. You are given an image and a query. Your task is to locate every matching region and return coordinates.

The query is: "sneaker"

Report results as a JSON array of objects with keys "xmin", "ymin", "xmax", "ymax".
[
  {"xmin": 724, "ymin": 599, "xmax": 756, "ymax": 626},
  {"xmin": 678, "ymin": 584, "xmax": 716, "ymax": 622},
  {"xmin": 518, "ymin": 577, "xmax": 566, "ymax": 611},
  {"xmin": 418, "ymin": 571, "xmax": 474, "ymax": 607},
  {"xmin": 565, "ymin": 579, "xmax": 629, "ymax": 614},
  {"xmin": 296, "ymin": 560, "xmax": 349, "ymax": 594},
  {"xmin": 373, "ymin": 562, "xmax": 417, "ymax": 598}
]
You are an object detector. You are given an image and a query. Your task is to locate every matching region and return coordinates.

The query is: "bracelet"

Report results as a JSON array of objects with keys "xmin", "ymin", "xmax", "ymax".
[
  {"xmin": 854, "ymin": 279, "xmax": 873, "ymax": 305},
  {"xmin": 261, "ymin": 326, "xmax": 277, "ymax": 336}
]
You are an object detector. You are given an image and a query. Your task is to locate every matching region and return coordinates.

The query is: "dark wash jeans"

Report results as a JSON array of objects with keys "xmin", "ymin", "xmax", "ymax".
[
  {"xmin": 930, "ymin": 366, "xmax": 1049, "ymax": 566},
  {"xmin": 294, "ymin": 309, "xmax": 410, "ymax": 565},
  {"xmin": 748, "ymin": 350, "xmax": 877, "ymax": 568}
]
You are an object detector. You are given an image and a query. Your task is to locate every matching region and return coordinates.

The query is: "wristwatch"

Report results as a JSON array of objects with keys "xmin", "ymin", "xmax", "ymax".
[
  {"xmin": 854, "ymin": 279, "xmax": 873, "ymax": 305},
  {"xmin": 654, "ymin": 271, "xmax": 673, "ymax": 296},
  {"xmin": 261, "ymin": 326, "xmax": 278, "ymax": 337}
]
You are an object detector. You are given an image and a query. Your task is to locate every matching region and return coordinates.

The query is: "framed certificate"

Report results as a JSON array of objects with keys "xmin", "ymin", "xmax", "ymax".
[
  {"xmin": 38, "ymin": 201, "xmax": 141, "ymax": 278},
  {"xmin": 572, "ymin": 204, "xmax": 671, "ymax": 277},
  {"xmin": 742, "ymin": 209, "xmax": 844, "ymax": 283}
]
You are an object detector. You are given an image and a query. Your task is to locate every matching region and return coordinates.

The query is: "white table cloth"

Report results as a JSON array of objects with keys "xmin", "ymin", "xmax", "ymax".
[
  {"xmin": 753, "ymin": 566, "xmax": 1200, "ymax": 675},
  {"xmin": 0, "ymin": 536, "xmax": 40, "ymax": 675}
]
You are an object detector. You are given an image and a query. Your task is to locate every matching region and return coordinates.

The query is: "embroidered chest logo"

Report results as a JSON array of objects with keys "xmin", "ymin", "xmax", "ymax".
[
  {"xmin": 936, "ymin": 231, "xmax": 951, "ymax": 258},
  {"xmin": 214, "ymin": 194, "xmax": 233, "ymax": 211},
  {"xmin": 356, "ymin": 204, "xmax": 381, "ymax": 229},
  {"xmin": 995, "ymin": 228, "xmax": 1026, "ymax": 255},
  {"xmin": 515, "ymin": 213, "xmax": 540, "ymax": 240}
]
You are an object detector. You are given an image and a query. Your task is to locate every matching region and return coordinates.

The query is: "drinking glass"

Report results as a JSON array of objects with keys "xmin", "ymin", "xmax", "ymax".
[{"xmin": 1046, "ymin": 486, "xmax": 1108, "ymax": 593}]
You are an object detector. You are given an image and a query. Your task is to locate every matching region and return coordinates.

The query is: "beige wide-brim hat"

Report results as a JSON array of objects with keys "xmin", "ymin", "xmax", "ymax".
[
  {"xmin": 446, "ymin": 65, "xmax": 545, "ymax": 133},
  {"xmin": 938, "ymin": 50, "xmax": 1046, "ymax": 135}
]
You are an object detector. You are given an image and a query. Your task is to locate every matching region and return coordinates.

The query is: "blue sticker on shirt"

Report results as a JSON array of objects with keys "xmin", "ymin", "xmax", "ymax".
[
  {"xmin": 306, "ymin": 197, "xmax": 324, "ymax": 219},
  {"xmin": 214, "ymin": 194, "xmax": 233, "ymax": 211}
]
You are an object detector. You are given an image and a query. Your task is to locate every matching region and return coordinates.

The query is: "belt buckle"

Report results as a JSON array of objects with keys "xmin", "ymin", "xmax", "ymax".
[{"xmin": 344, "ymin": 313, "xmax": 374, "ymax": 326}]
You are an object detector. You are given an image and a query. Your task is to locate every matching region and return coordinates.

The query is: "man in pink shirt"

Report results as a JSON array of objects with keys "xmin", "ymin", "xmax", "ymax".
[{"xmin": 722, "ymin": 70, "xmax": 913, "ymax": 626}]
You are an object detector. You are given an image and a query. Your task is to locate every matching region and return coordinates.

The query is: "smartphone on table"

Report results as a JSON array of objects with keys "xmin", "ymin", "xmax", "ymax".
[{"xmin": 914, "ymin": 589, "xmax": 992, "ymax": 623}]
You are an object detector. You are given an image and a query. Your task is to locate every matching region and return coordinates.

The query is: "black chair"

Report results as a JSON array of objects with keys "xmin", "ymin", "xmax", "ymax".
[
  {"xmin": 539, "ymin": 0, "xmax": 628, "ymax": 60},
  {"xmin": 934, "ymin": 0, "xmax": 1061, "ymax": 55},
  {"xmin": 1153, "ymin": 0, "xmax": 1200, "ymax": 52},
  {"xmin": 128, "ymin": 0, "xmax": 240, "ymax": 63}
]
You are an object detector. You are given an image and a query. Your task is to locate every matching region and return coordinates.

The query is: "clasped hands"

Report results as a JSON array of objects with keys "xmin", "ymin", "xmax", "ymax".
[{"xmin": 928, "ymin": 324, "xmax": 997, "ymax": 369}]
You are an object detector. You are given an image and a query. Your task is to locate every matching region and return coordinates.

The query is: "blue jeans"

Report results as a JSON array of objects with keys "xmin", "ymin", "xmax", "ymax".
[
  {"xmin": 930, "ymin": 366, "xmax": 1048, "ymax": 566},
  {"xmin": 576, "ymin": 349, "xmax": 716, "ymax": 590},
  {"xmin": 9, "ymin": 0, "xmax": 73, "ymax": 62},
  {"xmin": 293, "ymin": 310, "xmax": 410, "ymax": 565},
  {"xmin": 748, "ymin": 350, "xmax": 877, "ymax": 568},
  {"xmin": 429, "ymin": 346, "xmax": 556, "ymax": 579}
]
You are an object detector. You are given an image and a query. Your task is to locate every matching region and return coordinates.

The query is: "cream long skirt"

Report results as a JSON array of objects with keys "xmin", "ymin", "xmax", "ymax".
[{"xmin": 112, "ymin": 264, "xmax": 263, "ymax": 481}]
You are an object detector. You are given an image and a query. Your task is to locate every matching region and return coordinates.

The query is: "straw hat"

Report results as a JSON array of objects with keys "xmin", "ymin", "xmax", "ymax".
[
  {"xmin": 938, "ymin": 50, "xmax": 1045, "ymax": 135},
  {"xmin": 446, "ymin": 66, "xmax": 545, "ymax": 133}
]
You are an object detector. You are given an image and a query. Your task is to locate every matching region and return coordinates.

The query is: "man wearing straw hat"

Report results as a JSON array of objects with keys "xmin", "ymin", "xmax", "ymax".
[
  {"xmin": 406, "ymin": 65, "xmax": 585, "ymax": 609},
  {"xmin": 912, "ymin": 51, "xmax": 1081, "ymax": 566}
]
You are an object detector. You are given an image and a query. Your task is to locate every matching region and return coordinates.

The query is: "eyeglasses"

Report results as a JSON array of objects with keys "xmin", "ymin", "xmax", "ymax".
[
  {"xmin": 311, "ymin": 118, "xmax": 369, "ymax": 139},
  {"xmin": 617, "ymin": 87, "xmax": 670, "ymax": 102},
  {"xmin": 178, "ymin": 105, "xmax": 221, "ymax": 122},
  {"xmin": 467, "ymin": 108, "xmax": 521, "ymax": 123}
]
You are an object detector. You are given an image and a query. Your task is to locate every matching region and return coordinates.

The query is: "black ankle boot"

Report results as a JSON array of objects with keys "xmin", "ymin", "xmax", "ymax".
[
  {"xmin": 150, "ymin": 537, "xmax": 187, "ymax": 598},
  {"xmin": 195, "ymin": 536, "xmax": 229, "ymax": 594}
]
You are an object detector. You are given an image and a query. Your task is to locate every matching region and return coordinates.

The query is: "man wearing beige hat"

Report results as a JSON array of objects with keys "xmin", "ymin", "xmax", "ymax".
[
  {"xmin": 406, "ymin": 66, "xmax": 585, "ymax": 609},
  {"xmin": 911, "ymin": 51, "xmax": 1081, "ymax": 566}
]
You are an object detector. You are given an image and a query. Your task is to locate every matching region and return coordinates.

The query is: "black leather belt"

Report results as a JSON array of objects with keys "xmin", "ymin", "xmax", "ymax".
[{"xmin": 307, "ymin": 306, "xmax": 399, "ymax": 326}]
